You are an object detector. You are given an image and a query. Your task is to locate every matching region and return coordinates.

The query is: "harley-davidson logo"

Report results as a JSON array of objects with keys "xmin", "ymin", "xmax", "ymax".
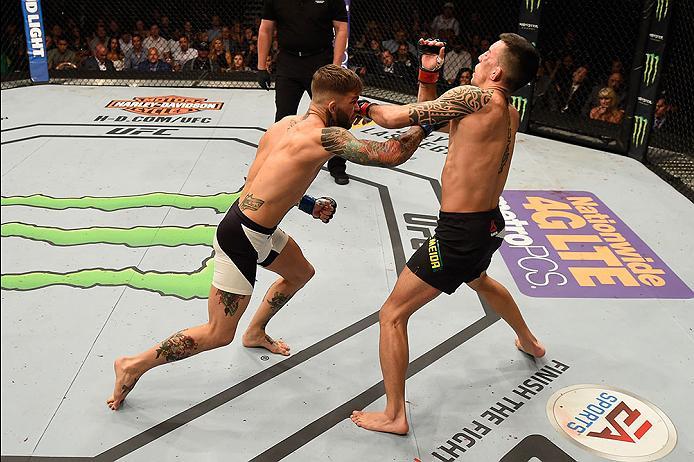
[{"xmin": 105, "ymin": 96, "xmax": 224, "ymax": 115}]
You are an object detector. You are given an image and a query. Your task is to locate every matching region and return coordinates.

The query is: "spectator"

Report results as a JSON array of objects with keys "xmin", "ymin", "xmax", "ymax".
[
  {"xmin": 456, "ymin": 67, "xmax": 472, "ymax": 86},
  {"xmin": 589, "ymin": 87, "xmax": 624, "ymax": 124},
  {"xmin": 108, "ymin": 19, "xmax": 120, "ymax": 39},
  {"xmin": 182, "ymin": 20, "xmax": 195, "ymax": 42},
  {"xmin": 246, "ymin": 42, "xmax": 259, "ymax": 71},
  {"xmin": 49, "ymin": 24, "xmax": 64, "ymax": 45},
  {"xmin": 652, "ymin": 97, "xmax": 672, "ymax": 131},
  {"xmin": 137, "ymin": 47, "xmax": 172, "ymax": 72},
  {"xmin": 124, "ymin": 34, "xmax": 147, "ymax": 69},
  {"xmin": 159, "ymin": 15, "xmax": 172, "ymax": 40},
  {"xmin": 106, "ymin": 37, "xmax": 125, "ymax": 71},
  {"xmin": 382, "ymin": 29, "xmax": 416, "ymax": 55},
  {"xmin": 133, "ymin": 19, "xmax": 148, "ymax": 38},
  {"xmin": 230, "ymin": 53, "xmax": 252, "ymax": 72},
  {"xmin": 375, "ymin": 50, "xmax": 409, "ymax": 78},
  {"xmin": 171, "ymin": 36, "xmax": 198, "ymax": 70},
  {"xmin": 221, "ymin": 26, "xmax": 239, "ymax": 54},
  {"xmin": 556, "ymin": 65, "xmax": 590, "ymax": 114},
  {"xmin": 431, "ymin": 2, "xmax": 460, "ymax": 37},
  {"xmin": 143, "ymin": 24, "xmax": 169, "ymax": 58},
  {"xmin": 394, "ymin": 43, "xmax": 416, "ymax": 68},
  {"xmin": 119, "ymin": 33, "xmax": 133, "ymax": 55},
  {"xmin": 583, "ymin": 72, "xmax": 626, "ymax": 114},
  {"xmin": 69, "ymin": 26, "xmax": 90, "ymax": 55},
  {"xmin": 48, "ymin": 37, "xmax": 77, "ymax": 70},
  {"xmin": 211, "ymin": 38, "xmax": 231, "ymax": 71},
  {"xmin": 89, "ymin": 24, "xmax": 109, "ymax": 51},
  {"xmin": 207, "ymin": 15, "xmax": 222, "ymax": 41},
  {"xmin": 80, "ymin": 43, "xmax": 115, "ymax": 71},
  {"xmin": 182, "ymin": 41, "xmax": 219, "ymax": 71},
  {"xmin": 443, "ymin": 38, "xmax": 472, "ymax": 85}
]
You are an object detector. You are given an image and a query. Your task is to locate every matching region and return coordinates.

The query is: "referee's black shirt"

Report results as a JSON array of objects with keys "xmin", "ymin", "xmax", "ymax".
[{"xmin": 263, "ymin": 0, "xmax": 348, "ymax": 53}]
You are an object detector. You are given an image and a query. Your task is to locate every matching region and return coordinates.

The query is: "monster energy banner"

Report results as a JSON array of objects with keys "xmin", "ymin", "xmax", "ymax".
[
  {"xmin": 629, "ymin": 0, "xmax": 672, "ymax": 160},
  {"xmin": 513, "ymin": 0, "xmax": 542, "ymax": 132}
]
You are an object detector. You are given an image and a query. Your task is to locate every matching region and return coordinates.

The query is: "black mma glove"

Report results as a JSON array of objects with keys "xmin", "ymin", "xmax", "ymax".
[
  {"xmin": 417, "ymin": 38, "xmax": 446, "ymax": 84},
  {"xmin": 299, "ymin": 195, "xmax": 337, "ymax": 223},
  {"xmin": 257, "ymin": 69, "xmax": 271, "ymax": 90}
]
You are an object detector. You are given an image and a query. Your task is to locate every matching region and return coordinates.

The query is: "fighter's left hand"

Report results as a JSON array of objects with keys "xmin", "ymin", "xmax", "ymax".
[{"xmin": 313, "ymin": 197, "xmax": 337, "ymax": 223}]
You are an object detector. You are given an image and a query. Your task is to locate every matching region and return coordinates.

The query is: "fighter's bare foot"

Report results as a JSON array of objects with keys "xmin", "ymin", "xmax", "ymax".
[
  {"xmin": 350, "ymin": 410, "xmax": 408, "ymax": 435},
  {"xmin": 242, "ymin": 331, "xmax": 290, "ymax": 356},
  {"xmin": 106, "ymin": 357, "xmax": 141, "ymax": 411},
  {"xmin": 515, "ymin": 337, "xmax": 546, "ymax": 358}
]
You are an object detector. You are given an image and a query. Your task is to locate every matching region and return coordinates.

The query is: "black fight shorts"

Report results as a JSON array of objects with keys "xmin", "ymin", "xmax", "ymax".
[{"xmin": 406, "ymin": 207, "xmax": 505, "ymax": 294}]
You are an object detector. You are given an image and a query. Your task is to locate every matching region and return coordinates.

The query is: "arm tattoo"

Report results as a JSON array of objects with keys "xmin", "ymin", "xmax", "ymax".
[
  {"xmin": 408, "ymin": 86, "xmax": 493, "ymax": 125},
  {"xmin": 321, "ymin": 126, "xmax": 425, "ymax": 167},
  {"xmin": 156, "ymin": 331, "xmax": 199, "ymax": 362},
  {"xmin": 240, "ymin": 193, "xmax": 264, "ymax": 211},
  {"xmin": 219, "ymin": 290, "xmax": 246, "ymax": 317}
]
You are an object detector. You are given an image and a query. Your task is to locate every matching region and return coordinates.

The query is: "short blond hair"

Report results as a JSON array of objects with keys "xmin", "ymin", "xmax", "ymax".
[
  {"xmin": 598, "ymin": 87, "xmax": 618, "ymax": 109},
  {"xmin": 311, "ymin": 64, "xmax": 363, "ymax": 101}
]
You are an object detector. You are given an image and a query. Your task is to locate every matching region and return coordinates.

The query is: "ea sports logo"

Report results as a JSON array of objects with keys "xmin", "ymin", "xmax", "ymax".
[{"xmin": 547, "ymin": 384, "xmax": 676, "ymax": 461}]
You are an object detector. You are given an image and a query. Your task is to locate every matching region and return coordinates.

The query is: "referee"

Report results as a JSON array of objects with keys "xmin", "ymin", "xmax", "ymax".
[{"xmin": 257, "ymin": 0, "xmax": 350, "ymax": 185}]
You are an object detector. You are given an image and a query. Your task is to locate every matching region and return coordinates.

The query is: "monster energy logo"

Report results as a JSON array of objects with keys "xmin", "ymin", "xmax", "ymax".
[
  {"xmin": 655, "ymin": 0, "xmax": 669, "ymax": 21},
  {"xmin": 1, "ymin": 191, "xmax": 241, "ymax": 299},
  {"xmin": 632, "ymin": 116, "xmax": 649, "ymax": 147},
  {"xmin": 644, "ymin": 53, "xmax": 660, "ymax": 86},
  {"xmin": 525, "ymin": 0, "xmax": 541, "ymax": 12},
  {"xmin": 511, "ymin": 96, "xmax": 528, "ymax": 123}
]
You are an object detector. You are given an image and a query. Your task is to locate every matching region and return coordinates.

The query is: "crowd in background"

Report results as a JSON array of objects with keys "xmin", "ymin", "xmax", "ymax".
[{"xmin": 0, "ymin": 2, "xmax": 675, "ymax": 132}]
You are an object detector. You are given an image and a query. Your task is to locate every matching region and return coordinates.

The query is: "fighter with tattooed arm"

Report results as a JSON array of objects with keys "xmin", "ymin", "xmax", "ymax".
[
  {"xmin": 349, "ymin": 34, "xmax": 546, "ymax": 434},
  {"xmin": 107, "ymin": 64, "xmax": 434, "ymax": 410}
]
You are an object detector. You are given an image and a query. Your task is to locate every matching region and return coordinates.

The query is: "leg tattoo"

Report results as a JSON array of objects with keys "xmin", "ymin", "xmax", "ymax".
[
  {"xmin": 262, "ymin": 291, "xmax": 292, "ymax": 329},
  {"xmin": 219, "ymin": 291, "xmax": 245, "ymax": 317},
  {"xmin": 156, "ymin": 331, "xmax": 199, "ymax": 362}
]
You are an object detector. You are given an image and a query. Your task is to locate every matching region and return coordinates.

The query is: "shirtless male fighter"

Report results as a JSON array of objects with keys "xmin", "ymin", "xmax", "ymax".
[
  {"xmin": 107, "ymin": 64, "xmax": 435, "ymax": 410},
  {"xmin": 350, "ymin": 34, "xmax": 546, "ymax": 434}
]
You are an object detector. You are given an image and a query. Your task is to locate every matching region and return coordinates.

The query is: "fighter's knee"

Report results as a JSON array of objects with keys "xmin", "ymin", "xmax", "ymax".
[
  {"xmin": 379, "ymin": 303, "xmax": 407, "ymax": 328},
  {"xmin": 293, "ymin": 262, "xmax": 315, "ymax": 287},
  {"xmin": 210, "ymin": 328, "xmax": 235, "ymax": 348}
]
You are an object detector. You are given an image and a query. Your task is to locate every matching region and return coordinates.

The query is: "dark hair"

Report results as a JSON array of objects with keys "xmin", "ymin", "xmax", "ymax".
[
  {"xmin": 311, "ymin": 64, "xmax": 363, "ymax": 99},
  {"xmin": 498, "ymin": 33, "xmax": 540, "ymax": 92}
]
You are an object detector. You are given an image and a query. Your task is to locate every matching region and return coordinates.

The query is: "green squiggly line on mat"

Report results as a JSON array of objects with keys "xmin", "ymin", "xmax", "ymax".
[
  {"xmin": 1, "ymin": 258, "xmax": 214, "ymax": 300},
  {"xmin": 0, "ymin": 191, "xmax": 241, "ymax": 213},
  {"xmin": 1, "ymin": 223, "xmax": 215, "ymax": 247}
]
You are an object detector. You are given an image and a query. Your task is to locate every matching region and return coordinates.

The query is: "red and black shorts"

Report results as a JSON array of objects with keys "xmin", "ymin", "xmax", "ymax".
[{"xmin": 406, "ymin": 207, "xmax": 505, "ymax": 295}]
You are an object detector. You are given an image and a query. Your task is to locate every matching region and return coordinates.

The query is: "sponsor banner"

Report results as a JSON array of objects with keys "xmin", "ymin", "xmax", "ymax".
[
  {"xmin": 498, "ymin": 190, "xmax": 693, "ymax": 298},
  {"xmin": 106, "ymin": 96, "xmax": 224, "ymax": 115},
  {"xmin": 547, "ymin": 384, "xmax": 677, "ymax": 461},
  {"xmin": 21, "ymin": 0, "xmax": 49, "ymax": 82}
]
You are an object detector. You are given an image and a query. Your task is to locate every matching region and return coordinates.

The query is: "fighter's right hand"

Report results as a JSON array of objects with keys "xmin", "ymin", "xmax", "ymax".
[
  {"xmin": 353, "ymin": 99, "xmax": 378, "ymax": 125},
  {"xmin": 257, "ymin": 69, "xmax": 271, "ymax": 90},
  {"xmin": 299, "ymin": 195, "xmax": 337, "ymax": 223},
  {"xmin": 418, "ymin": 38, "xmax": 446, "ymax": 84}
]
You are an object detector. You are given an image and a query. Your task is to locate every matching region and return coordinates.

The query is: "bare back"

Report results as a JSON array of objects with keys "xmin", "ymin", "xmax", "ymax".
[
  {"xmin": 442, "ymin": 91, "xmax": 519, "ymax": 212},
  {"xmin": 239, "ymin": 116, "xmax": 330, "ymax": 228}
]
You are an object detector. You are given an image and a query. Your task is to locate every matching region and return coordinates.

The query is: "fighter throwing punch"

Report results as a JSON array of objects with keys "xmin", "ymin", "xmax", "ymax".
[
  {"xmin": 350, "ymin": 34, "xmax": 546, "ymax": 434},
  {"xmin": 108, "ymin": 65, "xmax": 436, "ymax": 410}
]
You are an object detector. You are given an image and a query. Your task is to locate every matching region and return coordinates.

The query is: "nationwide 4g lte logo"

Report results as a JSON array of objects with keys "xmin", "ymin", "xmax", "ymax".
[
  {"xmin": 497, "ymin": 190, "xmax": 693, "ymax": 298},
  {"xmin": 547, "ymin": 384, "xmax": 677, "ymax": 461},
  {"xmin": 105, "ymin": 95, "xmax": 224, "ymax": 115}
]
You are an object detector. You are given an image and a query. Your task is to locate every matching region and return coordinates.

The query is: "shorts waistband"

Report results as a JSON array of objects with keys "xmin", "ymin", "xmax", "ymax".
[
  {"xmin": 438, "ymin": 206, "xmax": 502, "ymax": 219},
  {"xmin": 232, "ymin": 200, "xmax": 277, "ymax": 235}
]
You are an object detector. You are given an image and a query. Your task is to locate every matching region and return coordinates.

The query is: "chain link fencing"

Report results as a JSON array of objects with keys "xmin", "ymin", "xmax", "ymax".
[
  {"xmin": 644, "ymin": 0, "xmax": 693, "ymax": 202},
  {"xmin": 1, "ymin": 0, "xmax": 692, "ymax": 201}
]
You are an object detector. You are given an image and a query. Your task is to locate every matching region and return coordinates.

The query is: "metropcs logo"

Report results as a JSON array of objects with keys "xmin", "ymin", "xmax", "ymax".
[
  {"xmin": 106, "ymin": 96, "xmax": 224, "ymax": 115},
  {"xmin": 547, "ymin": 384, "xmax": 676, "ymax": 461}
]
